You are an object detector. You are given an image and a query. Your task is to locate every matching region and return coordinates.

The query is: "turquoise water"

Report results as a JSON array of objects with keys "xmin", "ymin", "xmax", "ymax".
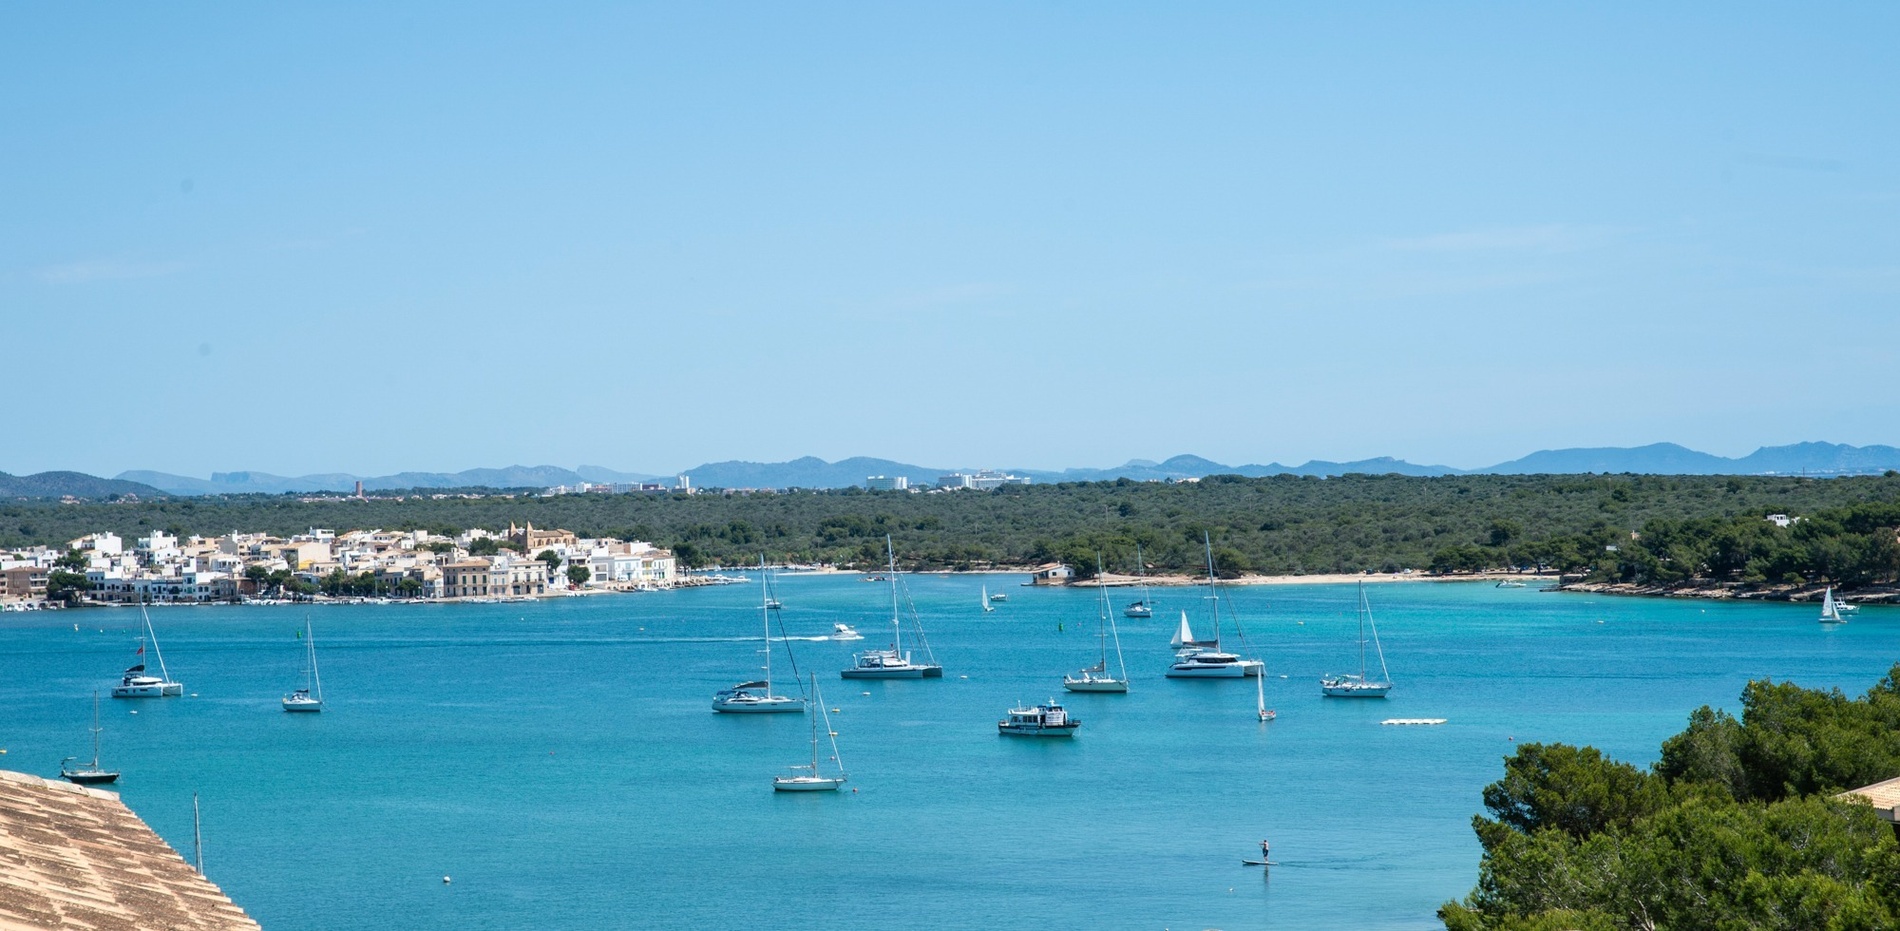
[{"xmin": 2, "ymin": 578, "xmax": 1893, "ymax": 930}]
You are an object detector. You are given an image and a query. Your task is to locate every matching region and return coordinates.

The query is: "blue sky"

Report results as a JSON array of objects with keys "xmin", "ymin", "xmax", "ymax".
[{"xmin": 6, "ymin": 3, "xmax": 1897, "ymax": 477}]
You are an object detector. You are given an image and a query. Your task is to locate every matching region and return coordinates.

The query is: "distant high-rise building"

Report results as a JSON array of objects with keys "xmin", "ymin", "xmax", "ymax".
[{"xmin": 864, "ymin": 475, "xmax": 908, "ymax": 491}]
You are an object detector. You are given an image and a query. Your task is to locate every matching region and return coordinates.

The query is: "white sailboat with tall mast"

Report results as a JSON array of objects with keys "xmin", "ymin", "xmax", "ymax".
[
  {"xmin": 981, "ymin": 584, "xmax": 995, "ymax": 613},
  {"xmin": 841, "ymin": 537, "xmax": 943, "ymax": 679},
  {"xmin": 1165, "ymin": 534, "xmax": 1264, "ymax": 678},
  {"xmin": 1322, "ymin": 581, "xmax": 1393, "ymax": 697},
  {"xmin": 715, "ymin": 559, "xmax": 804, "ymax": 713},
  {"xmin": 1819, "ymin": 586, "xmax": 1846, "ymax": 625},
  {"xmin": 111, "ymin": 604, "xmax": 183, "ymax": 698},
  {"xmin": 61, "ymin": 691, "xmax": 120, "ymax": 785},
  {"xmin": 282, "ymin": 616, "xmax": 324, "ymax": 712},
  {"xmin": 774, "ymin": 674, "xmax": 847, "ymax": 792},
  {"xmin": 1066, "ymin": 558, "xmax": 1129, "ymax": 692},
  {"xmin": 1124, "ymin": 543, "xmax": 1155, "ymax": 618}
]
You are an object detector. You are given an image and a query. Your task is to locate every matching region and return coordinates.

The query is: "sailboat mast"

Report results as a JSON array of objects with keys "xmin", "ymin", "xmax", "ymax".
[
  {"xmin": 885, "ymin": 536, "xmax": 902, "ymax": 655},
  {"xmin": 90, "ymin": 691, "xmax": 102, "ymax": 768},
  {"xmin": 192, "ymin": 793, "xmax": 204, "ymax": 875},
  {"xmin": 143, "ymin": 605, "xmax": 171, "ymax": 680},
  {"xmin": 760, "ymin": 556, "xmax": 772, "ymax": 692},
  {"xmin": 1203, "ymin": 532, "xmax": 1221, "ymax": 649},
  {"xmin": 1358, "ymin": 582, "xmax": 1369, "ymax": 680}
]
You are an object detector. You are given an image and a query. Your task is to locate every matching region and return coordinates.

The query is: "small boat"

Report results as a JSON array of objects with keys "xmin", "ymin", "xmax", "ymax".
[
  {"xmin": 111, "ymin": 604, "xmax": 183, "ymax": 698},
  {"xmin": 841, "ymin": 537, "xmax": 943, "ymax": 679},
  {"xmin": 1495, "ymin": 580, "xmax": 1527, "ymax": 589},
  {"xmin": 716, "ymin": 560, "xmax": 804, "ymax": 713},
  {"xmin": 1065, "ymin": 557, "xmax": 1129, "ymax": 693},
  {"xmin": 1124, "ymin": 544, "xmax": 1155, "ymax": 618},
  {"xmin": 1322, "ymin": 582, "xmax": 1393, "ymax": 698},
  {"xmin": 829, "ymin": 623, "xmax": 864, "ymax": 641},
  {"xmin": 774, "ymin": 675, "xmax": 846, "ymax": 792},
  {"xmin": 282, "ymin": 616, "xmax": 324, "ymax": 712},
  {"xmin": 988, "ymin": 591, "xmax": 1006, "ymax": 603},
  {"xmin": 1820, "ymin": 586, "xmax": 1847, "ymax": 624},
  {"xmin": 981, "ymin": 585, "xmax": 995, "ymax": 613},
  {"xmin": 61, "ymin": 692, "xmax": 120, "ymax": 786},
  {"xmin": 1255, "ymin": 670, "xmax": 1275, "ymax": 721},
  {"xmin": 997, "ymin": 699, "xmax": 1080, "ymax": 737}
]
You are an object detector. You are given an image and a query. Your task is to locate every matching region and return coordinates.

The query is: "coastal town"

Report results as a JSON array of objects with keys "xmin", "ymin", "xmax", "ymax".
[{"xmin": 0, "ymin": 523, "xmax": 677, "ymax": 609}]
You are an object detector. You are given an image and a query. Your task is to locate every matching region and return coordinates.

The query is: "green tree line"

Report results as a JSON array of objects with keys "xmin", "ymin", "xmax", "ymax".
[
  {"xmin": 1442, "ymin": 669, "xmax": 1900, "ymax": 930},
  {"xmin": 3, "ymin": 473, "xmax": 1897, "ymax": 581}
]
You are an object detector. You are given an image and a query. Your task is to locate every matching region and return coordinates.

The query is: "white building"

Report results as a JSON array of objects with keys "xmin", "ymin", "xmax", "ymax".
[{"xmin": 865, "ymin": 475, "xmax": 909, "ymax": 491}]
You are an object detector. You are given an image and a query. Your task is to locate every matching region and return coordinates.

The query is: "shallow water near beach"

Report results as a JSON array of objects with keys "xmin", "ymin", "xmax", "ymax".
[{"xmin": 3, "ymin": 577, "xmax": 1894, "ymax": 930}]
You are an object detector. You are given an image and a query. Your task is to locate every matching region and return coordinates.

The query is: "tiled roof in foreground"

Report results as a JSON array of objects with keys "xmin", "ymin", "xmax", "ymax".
[{"xmin": 0, "ymin": 769, "xmax": 260, "ymax": 931}]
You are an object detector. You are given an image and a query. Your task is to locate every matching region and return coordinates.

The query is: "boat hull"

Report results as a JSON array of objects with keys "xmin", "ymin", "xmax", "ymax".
[
  {"xmin": 282, "ymin": 698, "xmax": 323, "ymax": 712},
  {"xmin": 1166, "ymin": 664, "xmax": 1247, "ymax": 678},
  {"xmin": 773, "ymin": 776, "xmax": 845, "ymax": 792},
  {"xmin": 1321, "ymin": 684, "xmax": 1392, "ymax": 698},
  {"xmin": 997, "ymin": 723, "xmax": 1080, "ymax": 737},
  {"xmin": 841, "ymin": 665, "xmax": 942, "ymax": 679},
  {"xmin": 712, "ymin": 697, "xmax": 804, "ymax": 713},
  {"xmin": 1063, "ymin": 677, "xmax": 1128, "ymax": 693},
  {"xmin": 111, "ymin": 682, "xmax": 183, "ymax": 698},
  {"xmin": 61, "ymin": 770, "xmax": 120, "ymax": 786}
]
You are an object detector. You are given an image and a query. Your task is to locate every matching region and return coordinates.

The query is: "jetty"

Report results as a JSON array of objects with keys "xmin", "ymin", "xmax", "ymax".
[{"xmin": 0, "ymin": 769, "xmax": 260, "ymax": 930}]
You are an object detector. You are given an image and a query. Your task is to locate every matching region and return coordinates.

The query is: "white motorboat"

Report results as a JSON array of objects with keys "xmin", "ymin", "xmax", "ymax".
[
  {"xmin": 61, "ymin": 692, "xmax": 120, "ymax": 786},
  {"xmin": 774, "ymin": 675, "xmax": 846, "ymax": 792},
  {"xmin": 830, "ymin": 623, "xmax": 864, "ymax": 641},
  {"xmin": 111, "ymin": 605, "xmax": 183, "ymax": 698},
  {"xmin": 282, "ymin": 616, "xmax": 324, "ymax": 712},
  {"xmin": 841, "ymin": 537, "xmax": 943, "ymax": 679},
  {"xmin": 1322, "ymin": 582, "xmax": 1393, "ymax": 698},
  {"xmin": 998, "ymin": 699, "xmax": 1080, "ymax": 737},
  {"xmin": 716, "ymin": 560, "xmax": 804, "ymax": 713},
  {"xmin": 1165, "ymin": 536, "xmax": 1265, "ymax": 679},
  {"xmin": 1065, "ymin": 557, "xmax": 1129, "ymax": 693}
]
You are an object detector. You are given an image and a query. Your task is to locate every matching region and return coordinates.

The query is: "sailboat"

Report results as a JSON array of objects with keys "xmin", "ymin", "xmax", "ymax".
[
  {"xmin": 1256, "ymin": 670, "xmax": 1276, "ymax": 721},
  {"xmin": 1819, "ymin": 586, "xmax": 1846, "ymax": 625},
  {"xmin": 1165, "ymin": 534, "xmax": 1264, "ymax": 678},
  {"xmin": 61, "ymin": 691, "xmax": 120, "ymax": 785},
  {"xmin": 715, "ymin": 559, "xmax": 804, "ymax": 713},
  {"xmin": 111, "ymin": 604, "xmax": 183, "ymax": 698},
  {"xmin": 841, "ymin": 537, "xmax": 943, "ymax": 678},
  {"xmin": 1124, "ymin": 544, "xmax": 1155, "ymax": 618},
  {"xmin": 774, "ymin": 675, "xmax": 846, "ymax": 792},
  {"xmin": 1065, "ymin": 558, "xmax": 1129, "ymax": 692},
  {"xmin": 282, "ymin": 616, "xmax": 324, "ymax": 712},
  {"xmin": 981, "ymin": 584, "xmax": 995, "ymax": 613},
  {"xmin": 1321, "ymin": 581, "xmax": 1393, "ymax": 697}
]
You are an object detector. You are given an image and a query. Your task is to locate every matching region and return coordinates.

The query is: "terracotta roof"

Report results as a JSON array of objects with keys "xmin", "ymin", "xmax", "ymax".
[
  {"xmin": 0, "ymin": 770, "xmax": 260, "ymax": 930},
  {"xmin": 1838, "ymin": 775, "xmax": 1900, "ymax": 822}
]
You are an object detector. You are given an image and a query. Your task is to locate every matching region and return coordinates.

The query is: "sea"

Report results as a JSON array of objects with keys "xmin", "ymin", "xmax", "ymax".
[{"xmin": 2, "ymin": 576, "xmax": 1892, "ymax": 930}]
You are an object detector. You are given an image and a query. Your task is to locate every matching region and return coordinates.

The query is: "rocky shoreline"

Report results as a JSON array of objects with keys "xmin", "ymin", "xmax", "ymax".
[{"xmin": 1555, "ymin": 578, "xmax": 1899, "ymax": 604}]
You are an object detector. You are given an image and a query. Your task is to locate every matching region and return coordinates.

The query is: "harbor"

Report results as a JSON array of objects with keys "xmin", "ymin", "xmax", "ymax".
[{"xmin": 2, "ymin": 574, "xmax": 1892, "ymax": 929}]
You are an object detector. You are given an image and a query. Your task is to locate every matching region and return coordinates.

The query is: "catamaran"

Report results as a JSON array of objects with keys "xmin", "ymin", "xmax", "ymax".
[
  {"xmin": 1065, "ymin": 558, "xmax": 1129, "ymax": 692},
  {"xmin": 1165, "ymin": 535, "xmax": 1264, "ymax": 678},
  {"xmin": 715, "ymin": 560, "xmax": 804, "ymax": 713},
  {"xmin": 1819, "ymin": 586, "xmax": 1847, "ymax": 625},
  {"xmin": 841, "ymin": 537, "xmax": 943, "ymax": 679},
  {"xmin": 1321, "ymin": 581, "xmax": 1393, "ymax": 697},
  {"xmin": 282, "ymin": 616, "xmax": 324, "ymax": 712},
  {"xmin": 1124, "ymin": 543, "xmax": 1155, "ymax": 618},
  {"xmin": 774, "ymin": 675, "xmax": 847, "ymax": 792},
  {"xmin": 112, "ymin": 604, "xmax": 183, "ymax": 698},
  {"xmin": 61, "ymin": 691, "xmax": 120, "ymax": 785}
]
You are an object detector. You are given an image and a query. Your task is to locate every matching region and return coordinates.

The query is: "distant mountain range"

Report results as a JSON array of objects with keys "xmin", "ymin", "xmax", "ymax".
[
  {"xmin": 0, "ymin": 471, "xmax": 164, "ymax": 499},
  {"xmin": 1, "ymin": 442, "xmax": 1894, "ymax": 500}
]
